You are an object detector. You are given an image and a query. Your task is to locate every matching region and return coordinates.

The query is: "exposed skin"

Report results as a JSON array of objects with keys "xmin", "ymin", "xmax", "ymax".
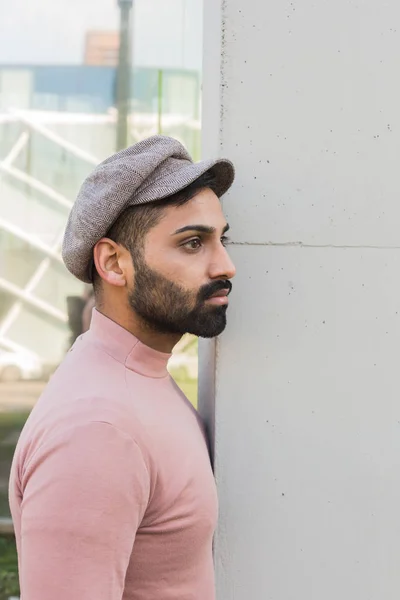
[{"xmin": 92, "ymin": 188, "xmax": 236, "ymax": 353}]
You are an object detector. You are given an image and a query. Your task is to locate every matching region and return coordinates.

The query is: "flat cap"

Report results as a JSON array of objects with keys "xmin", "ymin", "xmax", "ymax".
[{"xmin": 62, "ymin": 135, "xmax": 235, "ymax": 283}]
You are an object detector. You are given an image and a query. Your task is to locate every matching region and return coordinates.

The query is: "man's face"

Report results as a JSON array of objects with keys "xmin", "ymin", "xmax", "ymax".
[{"xmin": 128, "ymin": 188, "xmax": 236, "ymax": 338}]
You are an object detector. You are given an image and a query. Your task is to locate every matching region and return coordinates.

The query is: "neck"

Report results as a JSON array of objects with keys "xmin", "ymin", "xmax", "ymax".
[{"xmin": 96, "ymin": 303, "xmax": 181, "ymax": 353}]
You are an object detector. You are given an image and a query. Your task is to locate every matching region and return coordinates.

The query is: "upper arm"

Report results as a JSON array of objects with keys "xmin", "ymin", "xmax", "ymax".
[{"xmin": 20, "ymin": 421, "xmax": 150, "ymax": 600}]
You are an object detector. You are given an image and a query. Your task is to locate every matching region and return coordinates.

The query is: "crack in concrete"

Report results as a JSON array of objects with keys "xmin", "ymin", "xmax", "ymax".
[{"xmin": 230, "ymin": 241, "xmax": 400, "ymax": 250}]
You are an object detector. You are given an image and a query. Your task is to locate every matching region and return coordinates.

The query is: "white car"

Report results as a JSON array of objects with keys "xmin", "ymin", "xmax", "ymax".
[{"xmin": 0, "ymin": 351, "xmax": 43, "ymax": 382}]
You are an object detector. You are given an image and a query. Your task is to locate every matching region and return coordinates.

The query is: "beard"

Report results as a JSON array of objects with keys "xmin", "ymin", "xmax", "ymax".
[{"xmin": 128, "ymin": 257, "xmax": 232, "ymax": 338}]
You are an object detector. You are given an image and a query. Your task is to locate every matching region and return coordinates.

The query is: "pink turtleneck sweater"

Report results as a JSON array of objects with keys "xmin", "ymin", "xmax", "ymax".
[{"xmin": 9, "ymin": 309, "xmax": 218, "ymax": 600}]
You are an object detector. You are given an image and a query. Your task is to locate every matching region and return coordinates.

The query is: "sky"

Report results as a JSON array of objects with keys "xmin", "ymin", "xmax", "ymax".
[{"xmin": 0, "ymin": 0, "xmax": 203, "ymax": 70}]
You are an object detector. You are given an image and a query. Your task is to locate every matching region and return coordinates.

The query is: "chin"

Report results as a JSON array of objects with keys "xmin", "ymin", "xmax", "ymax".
[
  {"xmin": 198, "ymin": 329, "xmax": 226, "ymax": 339},
  {"xmin": 191, "ymin": 317, "xmax": 228, "ymax": 339}
]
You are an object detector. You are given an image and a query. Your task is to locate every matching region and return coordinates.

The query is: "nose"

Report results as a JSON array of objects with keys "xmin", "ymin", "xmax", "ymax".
[{"xmin": 208, "ymin": 245, "xmax": 236, "ymax": 281}]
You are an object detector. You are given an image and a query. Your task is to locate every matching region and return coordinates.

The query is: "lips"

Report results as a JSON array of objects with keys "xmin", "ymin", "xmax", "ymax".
[
  {"xmin": 204, "ymin": 287, "xmax": 231, "ymax": 306},
  {"xmin": 208, "ymin": 289, "xmax": 230, "ymax": 299},
  {"xmin": 199, "ymin": 280, "xmax": 232, "ymax": 304}
]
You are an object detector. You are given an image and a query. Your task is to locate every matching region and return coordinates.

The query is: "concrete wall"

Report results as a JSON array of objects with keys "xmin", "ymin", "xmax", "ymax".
[{"xmin": 201, "ymin": 0, "xmax": 400, "ymax": 598}]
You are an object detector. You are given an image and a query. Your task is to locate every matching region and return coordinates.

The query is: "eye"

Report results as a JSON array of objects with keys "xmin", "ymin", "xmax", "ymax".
[
  {"xmin": 221, "ymin": 235, "xmax": 231, "ymax": 247},
  {"xmin": 182, "ymin": 237, "xmax": 202, "ymax": 252}
]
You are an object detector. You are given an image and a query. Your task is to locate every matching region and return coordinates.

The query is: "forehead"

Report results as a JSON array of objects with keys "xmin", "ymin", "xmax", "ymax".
[{"xmin": 156, "ymin": 188, "xmax": 227, "ymax": 234}]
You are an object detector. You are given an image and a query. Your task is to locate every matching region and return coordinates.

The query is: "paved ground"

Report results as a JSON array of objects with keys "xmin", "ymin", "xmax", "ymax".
[{"xmin": 0, "ymin": 382, "xmax": 45, "ymax": 412}]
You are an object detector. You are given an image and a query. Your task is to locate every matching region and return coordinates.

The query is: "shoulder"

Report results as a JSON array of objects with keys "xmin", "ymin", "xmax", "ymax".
[{"xmin": 18, "ymin": 395, "xmax": 154, "ymax": 484}]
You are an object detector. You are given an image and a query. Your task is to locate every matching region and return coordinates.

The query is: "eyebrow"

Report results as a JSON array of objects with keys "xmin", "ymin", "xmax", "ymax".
[{"xmin": 172, "ymin": 223, "xmax": 230, "ymax": 236}]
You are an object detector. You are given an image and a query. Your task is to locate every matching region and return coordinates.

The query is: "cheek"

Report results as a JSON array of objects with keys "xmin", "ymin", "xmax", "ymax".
[{"xmin": 146, "ymin": 248, "xmax": 205, "ymax": 288}]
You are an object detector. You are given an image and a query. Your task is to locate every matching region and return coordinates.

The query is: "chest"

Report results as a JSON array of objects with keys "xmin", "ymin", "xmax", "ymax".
[
  {"xmin": 144, "ymin": 405, "xmax": 218, "ymax": 533},
  {"xmin": 126, "ymin": 375, "xmax": 219, "ymax": 539}
]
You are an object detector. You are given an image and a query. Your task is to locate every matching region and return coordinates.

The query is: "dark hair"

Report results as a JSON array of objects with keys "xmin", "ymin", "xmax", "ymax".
[{"xmin": 92, "ymin": 170, "xmax": 217, "ymax": 292}]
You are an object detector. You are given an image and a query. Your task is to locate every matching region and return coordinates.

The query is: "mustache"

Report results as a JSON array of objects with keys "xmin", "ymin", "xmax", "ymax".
[{"xmin": 198, "ymin": 280, "xmax": 233, "ymax": 302}]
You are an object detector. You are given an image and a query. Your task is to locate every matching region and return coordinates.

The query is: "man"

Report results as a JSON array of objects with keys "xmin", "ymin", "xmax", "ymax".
[{"xmin": 9, "ymin": 135, "xmax": 236, "ymax": 600}]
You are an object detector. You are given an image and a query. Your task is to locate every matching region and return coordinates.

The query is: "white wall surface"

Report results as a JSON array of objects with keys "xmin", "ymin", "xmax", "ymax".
[{"xmin": 201, "ymin": 0, "xmax": 400, "ymax": 598}]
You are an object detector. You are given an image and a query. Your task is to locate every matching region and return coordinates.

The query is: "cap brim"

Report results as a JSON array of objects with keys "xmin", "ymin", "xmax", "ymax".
[{"xmin": 135, "ymin": 158, "xmax": 235, "ymax": 203}]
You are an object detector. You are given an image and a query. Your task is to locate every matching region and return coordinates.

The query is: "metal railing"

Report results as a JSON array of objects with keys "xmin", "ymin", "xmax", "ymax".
[
  {"xmin": 0, "ymin": 111, "xmax": 101, "ymax": 358},
  {"xmin": 0, "ymin": 107, "xmax": 201, "ymax": 358}
]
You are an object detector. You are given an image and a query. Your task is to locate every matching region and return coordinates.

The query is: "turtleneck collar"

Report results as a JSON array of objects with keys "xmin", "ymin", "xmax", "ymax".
[{"xmin": 88, "ymin": 309, "xmax": 172, "ymax": 379}]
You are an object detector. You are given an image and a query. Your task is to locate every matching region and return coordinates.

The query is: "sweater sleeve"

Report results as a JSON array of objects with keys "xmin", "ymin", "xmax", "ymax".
[{"xmin": 18, "ymin": 421, "xmax": 150, "ymax": 600}]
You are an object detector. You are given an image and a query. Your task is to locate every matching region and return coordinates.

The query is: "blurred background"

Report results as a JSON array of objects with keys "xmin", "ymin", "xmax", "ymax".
[{"xmin": 0, "ymin": 1, "xmax": 202, "ymax": 595}]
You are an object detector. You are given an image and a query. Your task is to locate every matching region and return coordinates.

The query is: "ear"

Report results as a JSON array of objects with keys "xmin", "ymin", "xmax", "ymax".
[{"xmin": 93, "ymin": 238, "xmax": 129, "ymax": 288}]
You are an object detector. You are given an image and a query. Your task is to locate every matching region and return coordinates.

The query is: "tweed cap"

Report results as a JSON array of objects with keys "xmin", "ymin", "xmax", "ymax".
[{"xmin": 62, "ymin": 135, "xmax": 235, "ymax": 283}]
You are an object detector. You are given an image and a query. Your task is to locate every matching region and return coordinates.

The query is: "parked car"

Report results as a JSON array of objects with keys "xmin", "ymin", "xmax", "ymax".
[{"xmin": 0, "ymin": 351, "xmax": 43, "ymax": 383}]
